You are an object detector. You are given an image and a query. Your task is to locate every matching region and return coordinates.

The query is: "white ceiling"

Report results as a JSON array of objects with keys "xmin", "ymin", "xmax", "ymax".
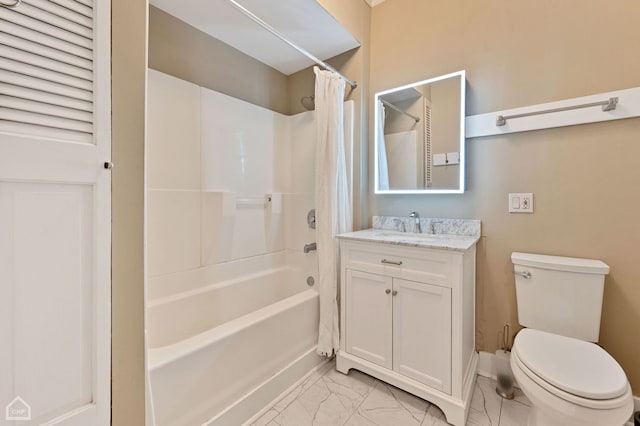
[{"xmin": 149, "ymin": 0, "xmax": 361, "ymax": 76}]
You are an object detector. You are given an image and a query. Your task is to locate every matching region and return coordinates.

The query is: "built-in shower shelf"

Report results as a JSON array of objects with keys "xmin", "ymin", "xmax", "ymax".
[
  {"xmin": 236, "ymin": 195, "xmax": 272, "ymax": 207},
  {"xmin": 201, "ymin": 190, "xmax": 279, "ymax": 209}
]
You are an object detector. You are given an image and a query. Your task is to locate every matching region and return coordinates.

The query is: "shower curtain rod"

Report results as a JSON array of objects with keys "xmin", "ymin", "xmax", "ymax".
[
  {"xmin": 380, "ymin": 99, "xmax": 420, "ymax": 123},
  {"xmin": 225, "ymin": 0, "xmax": 358, "ymax": 89}
]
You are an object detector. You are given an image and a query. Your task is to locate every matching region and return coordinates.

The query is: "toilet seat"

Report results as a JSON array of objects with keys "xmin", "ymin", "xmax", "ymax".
[{"xmin": 512, "ymin": 329, "xmax": 631, "ymax": 410}]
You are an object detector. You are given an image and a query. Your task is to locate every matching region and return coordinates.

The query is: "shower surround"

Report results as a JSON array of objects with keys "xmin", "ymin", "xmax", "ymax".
[{"xmin": 146, "ymin": 70, "xmax": 353, "ymax": 425}]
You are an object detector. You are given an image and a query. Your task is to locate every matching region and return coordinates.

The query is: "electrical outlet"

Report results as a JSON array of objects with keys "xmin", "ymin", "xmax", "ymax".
[{"xmin": 509, "ymin": 193, "xmax": 534, "ymax": 213}]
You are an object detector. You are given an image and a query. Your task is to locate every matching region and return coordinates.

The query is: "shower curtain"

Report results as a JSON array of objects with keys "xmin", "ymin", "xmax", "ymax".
[
  {"xmin": 377, "ymin": 100, "xmax": 390, "ymax": 190},
  {"xmin": 314, "ymin": 66, "xmax": 352, "ymax": 357}
]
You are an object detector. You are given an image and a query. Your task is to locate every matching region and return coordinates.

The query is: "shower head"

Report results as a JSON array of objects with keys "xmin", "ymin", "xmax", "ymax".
[{"xmin": 301, "ymin": 95, "xmax": 315, "ymax": 111}]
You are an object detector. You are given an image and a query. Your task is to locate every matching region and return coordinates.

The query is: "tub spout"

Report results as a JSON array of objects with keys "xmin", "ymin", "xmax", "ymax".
[{"xmin": 303, "ymin": 243, "xmax": 317, "ymax": 253}]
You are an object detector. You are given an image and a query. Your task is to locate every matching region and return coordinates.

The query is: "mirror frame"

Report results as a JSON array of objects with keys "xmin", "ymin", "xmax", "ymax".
[{"xmin": 374, "ymin": 70, "xmax": 466, "ymax": 194}]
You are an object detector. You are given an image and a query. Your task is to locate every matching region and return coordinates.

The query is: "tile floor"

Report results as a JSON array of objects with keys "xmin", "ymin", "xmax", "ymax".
[{"xmin": 251, "ymin": 361, "xmax": 531, "ymax": 426}]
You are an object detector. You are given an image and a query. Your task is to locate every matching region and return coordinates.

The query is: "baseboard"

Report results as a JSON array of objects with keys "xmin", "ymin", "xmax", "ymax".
[
  {"xmin": 477, "ymin": 351, "xmax": 520, "ymax": 389},
  {"xmin": 477, "ymin": 351, "xmax": 497, "ymax": 381}
]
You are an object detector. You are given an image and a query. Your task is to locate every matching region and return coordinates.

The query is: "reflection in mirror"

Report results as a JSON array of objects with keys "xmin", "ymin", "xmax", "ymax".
[{"xmin": 375, "ymin": 70, "xmax": 465, "ymax": 194}]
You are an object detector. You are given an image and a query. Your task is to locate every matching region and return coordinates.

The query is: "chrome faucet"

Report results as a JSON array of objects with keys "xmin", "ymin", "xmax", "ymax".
[
  {"xmin": 303, "ymin": 242, "xmax": 317, "ymax": 253},
  {"xmin": 409, "ymin": 212, "xmax": 421, "ymax": 233}
]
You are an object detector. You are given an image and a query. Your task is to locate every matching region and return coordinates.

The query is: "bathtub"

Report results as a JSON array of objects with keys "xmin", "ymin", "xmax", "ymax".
[{"xmin": 147, "ymin": 253, "xmax": 322, "ymax": 426}]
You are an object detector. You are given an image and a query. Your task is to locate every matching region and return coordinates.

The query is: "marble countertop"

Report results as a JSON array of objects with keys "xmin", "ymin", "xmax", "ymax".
[{"xmin": 337, "ymin": 228, "xmax": 480, "ymax": 252}]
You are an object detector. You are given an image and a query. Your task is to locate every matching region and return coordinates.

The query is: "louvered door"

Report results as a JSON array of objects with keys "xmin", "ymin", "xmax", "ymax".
[{"xmin": 0, "ymin": 0, "xmax": 110, "ymax": 425}]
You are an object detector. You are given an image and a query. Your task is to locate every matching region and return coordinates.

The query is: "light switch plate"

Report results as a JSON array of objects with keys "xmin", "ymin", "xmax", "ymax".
[
  {"xmin": 509, "ymin": 193, "xmax": 534, "ymax": 213},
  {"xmin": 446, "ymin": 152, "xmax": 460, "ymax": 164}
]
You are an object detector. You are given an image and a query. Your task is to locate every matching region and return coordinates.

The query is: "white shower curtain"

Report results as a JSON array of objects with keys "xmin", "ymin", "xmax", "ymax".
[
  {"xmin": 314, "ymin": 66, "xmax": 352, "ymax": 357},
  {"xmin": 377, "ymin": 100, "xmax": 390, "ymax": 190}
]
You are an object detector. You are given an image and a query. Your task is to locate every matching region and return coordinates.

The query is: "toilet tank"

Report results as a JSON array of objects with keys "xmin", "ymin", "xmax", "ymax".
[{"xmin": 511, "ymin": 252, "xmax": 610, "ymax": 342}]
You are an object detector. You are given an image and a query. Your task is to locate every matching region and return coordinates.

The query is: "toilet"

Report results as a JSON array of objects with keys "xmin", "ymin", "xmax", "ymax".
[{"xmin": 510, "ymin": 252, "xmax": 633, "ymax": 426}]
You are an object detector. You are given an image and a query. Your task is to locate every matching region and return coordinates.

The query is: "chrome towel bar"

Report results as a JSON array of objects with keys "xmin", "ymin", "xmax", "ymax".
[{"xmin": 496, "ymin": 97, "xmax": 618, "ymax": 126}]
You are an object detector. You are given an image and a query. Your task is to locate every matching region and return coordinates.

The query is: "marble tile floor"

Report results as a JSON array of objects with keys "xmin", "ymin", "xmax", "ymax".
[{"xmin": 251, "ymin": 361, "xmax": 531, "ymax": 426}]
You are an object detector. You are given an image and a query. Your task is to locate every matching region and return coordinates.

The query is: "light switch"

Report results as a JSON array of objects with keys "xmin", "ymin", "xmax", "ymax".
[
  {"xmin": 433, "ymin": 153, "xmax": 447, "ymax": 166},
  {"xmin": 447, "ymin": 152, "xmax": 460, "ymax": 165},
  {"xmin": 509, "ymin": 193, "xmax": 534, "ymax": 213},
  {"xmin": 511, "ymin": 196, "xmax": 520, "ymax": 210}
]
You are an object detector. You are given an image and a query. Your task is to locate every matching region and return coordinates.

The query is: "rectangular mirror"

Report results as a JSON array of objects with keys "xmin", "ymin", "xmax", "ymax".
[{"xmin": 375, "ymin": 70, "xmax": 466, "ymax": 194}]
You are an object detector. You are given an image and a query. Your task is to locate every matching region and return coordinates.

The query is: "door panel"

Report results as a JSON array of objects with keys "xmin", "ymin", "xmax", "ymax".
[
  {"xmin": 0, "ymin": 183, "xmax": 100, "ymax": 424},
  {"xmin": 0, "ymin": 0, "xmax": 110, "ymax": 423},
  {"xmin": 393, "ymin": 278, "xmax": 452, "ymax": 393},
  {"xmin": 344, "ymin": 269, "xmax": 392, "ymax": 369}
]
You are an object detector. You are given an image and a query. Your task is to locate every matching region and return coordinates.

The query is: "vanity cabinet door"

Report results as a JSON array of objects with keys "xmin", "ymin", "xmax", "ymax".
[
  {"xmin": 392, "ymin": 278, "xmax": 452, "ymax": 394},
  {"xmin": 344, "ymin": 269, "xmax": 393, "ymax": 369}
]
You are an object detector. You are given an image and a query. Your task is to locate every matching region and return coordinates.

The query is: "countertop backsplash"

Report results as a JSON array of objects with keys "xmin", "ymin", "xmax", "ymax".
[{"xmin": 373, "ymin": 215, "xmax": 481, "ymax": 237}]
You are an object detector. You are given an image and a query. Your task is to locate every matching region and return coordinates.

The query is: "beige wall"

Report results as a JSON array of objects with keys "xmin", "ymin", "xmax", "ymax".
[
  {"xmin": 148, "ymin": 6, "xmax": 290, "ymax": 114},
  {"xmin": 370, "ymin": 0, "xmax": 640, "ymax": 394},
  {"xmin": 111, "ymin": 0, "xmax": 147, "ymax": 423}
]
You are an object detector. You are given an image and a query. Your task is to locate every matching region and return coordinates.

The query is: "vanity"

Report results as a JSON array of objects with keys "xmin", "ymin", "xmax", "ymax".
[{"xmin": 336, "ymin": 217, "xmax": 480, "ymax": 426}]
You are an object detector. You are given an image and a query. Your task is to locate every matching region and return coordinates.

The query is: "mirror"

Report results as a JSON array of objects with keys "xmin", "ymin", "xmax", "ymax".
[{"xmin": 375, "ymin": 70, "xmax": 466, "ymax": 194}]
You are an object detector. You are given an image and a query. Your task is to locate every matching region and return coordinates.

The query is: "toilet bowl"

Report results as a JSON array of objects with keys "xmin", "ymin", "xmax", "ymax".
[
  {"xmin": 511, "ymin": 329, "xmax": 633, "ymax": 426},
  {"xmin": 510, "ymin": 252, "xmax": 634, "ymax": 425}
]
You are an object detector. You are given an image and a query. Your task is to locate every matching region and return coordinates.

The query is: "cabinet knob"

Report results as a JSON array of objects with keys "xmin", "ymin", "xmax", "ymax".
[
  {"xmin": 385, "ymin": 289, "xmax": 391, "ymax": 294},
  {"xmin": 392, "ymin": 290, "xmax": 398, "ymax": 296}
]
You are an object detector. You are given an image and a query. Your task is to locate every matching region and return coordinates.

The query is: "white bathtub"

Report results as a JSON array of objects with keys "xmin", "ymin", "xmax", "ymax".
[{"xmin": 147, "ymin": 253, "xmax": 322, "ymax": 426}]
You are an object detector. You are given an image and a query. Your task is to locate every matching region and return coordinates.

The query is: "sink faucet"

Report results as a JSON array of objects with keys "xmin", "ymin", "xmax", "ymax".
[{"xmin": 409, "ymin": 212, "xmax": 421, "ymax": 233}]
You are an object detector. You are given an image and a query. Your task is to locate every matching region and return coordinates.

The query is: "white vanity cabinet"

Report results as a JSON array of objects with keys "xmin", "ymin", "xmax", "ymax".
[
  {"xmin": 344, "ymin": 270, "xmax": 452, "ymax": 392},
  {"xmin": 337, "ymin": 233, "xmax": 478, "ymax": 426},
  {"xmin": 393, "ymin": 277, "xmax": 452, "ymax": 391}
]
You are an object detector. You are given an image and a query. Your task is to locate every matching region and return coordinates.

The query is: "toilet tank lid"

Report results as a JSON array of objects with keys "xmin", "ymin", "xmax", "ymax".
[{"xmin": 511, "ymin": 252, "xmax": 609, "ymax": 275}]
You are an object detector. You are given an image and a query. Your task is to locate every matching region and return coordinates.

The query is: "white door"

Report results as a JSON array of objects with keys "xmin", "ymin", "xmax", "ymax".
[
  {"xmin": 0, "ymin": 0, "xmax": 111, "ymax": 424},
  {"xmin": 393, "ymin": 278, "xmax": 451, "ymax": 393},
  {"xmin": 344, "ymin": 269, "xmax": 393, "ymax": 369}
]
